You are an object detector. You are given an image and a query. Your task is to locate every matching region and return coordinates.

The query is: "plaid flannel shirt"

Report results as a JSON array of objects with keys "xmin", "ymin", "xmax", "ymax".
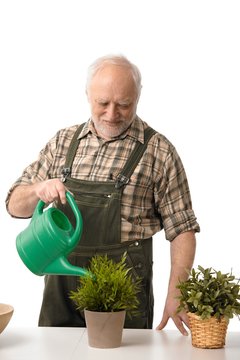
[{"xmin": 6, "ymin": 116, "xmax": 200, "ymax": 242}]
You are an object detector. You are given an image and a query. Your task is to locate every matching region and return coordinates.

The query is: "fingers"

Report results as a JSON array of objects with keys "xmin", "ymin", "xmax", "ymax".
[
  {"xmin": 56, "ymin": 184, "xmax": 67, "ymax": 205},
  {"xmin": 35, "ymin": 179, "xmax": 67, "ymax": 204},
  {"xmin": 172, "ymin": 315, "xmax": 189, "ymax": 336},
  {"xmin": 156, "ymin": 313, "xmax": 168, "ymax": 331},
  {"xmin": 156, "ymin": 312, "xmax": 189, "ymax": 336}
]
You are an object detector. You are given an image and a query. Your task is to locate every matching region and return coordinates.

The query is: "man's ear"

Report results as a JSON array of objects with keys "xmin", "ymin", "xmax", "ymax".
[{"xmin": 85, "ymin": 88, "xmax": 89, "ymax": 100}]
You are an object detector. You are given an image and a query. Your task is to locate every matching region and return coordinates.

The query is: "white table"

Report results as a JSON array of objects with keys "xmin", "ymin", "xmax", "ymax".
[{"xmin": 0, "ymin": 327, "xmax": 240, "ymax": 360}]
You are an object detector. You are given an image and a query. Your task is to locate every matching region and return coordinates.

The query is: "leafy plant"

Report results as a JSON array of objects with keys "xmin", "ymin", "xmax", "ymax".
[
  {"xmin": 177, "ymin": 265, "xmax": 240, "ymax": 320},
  {"xmin": 69, "ymin": 253, "xmax": 141, "ymax": 315}
]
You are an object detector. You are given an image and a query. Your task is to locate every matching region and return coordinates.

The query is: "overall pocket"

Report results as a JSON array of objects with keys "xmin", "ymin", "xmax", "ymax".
[{"xmin": 57, "ymin": 179, "xmax": 121, "ymax": 246}]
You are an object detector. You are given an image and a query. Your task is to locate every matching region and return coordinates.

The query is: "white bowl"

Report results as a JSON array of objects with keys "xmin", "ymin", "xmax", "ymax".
[{"xmin": 0, "ymin": 303, "xmax": 14, "ymax": 334}]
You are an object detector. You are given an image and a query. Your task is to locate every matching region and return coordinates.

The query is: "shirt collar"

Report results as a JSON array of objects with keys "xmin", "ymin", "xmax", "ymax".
[{"xmin": 77, "ymin": 116, "xmax": 145, "ymax": 144}]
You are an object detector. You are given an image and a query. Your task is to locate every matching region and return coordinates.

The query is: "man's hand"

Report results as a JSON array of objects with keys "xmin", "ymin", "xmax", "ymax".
[
  {"xmin": 156, "ymin": 296, "xmax": 189, "ymax": 336},
  {"xmin": 35, "ymin": 179, "xmax": 67, "ymax": 205},
  {"xmin": 8, "ymin": 179, "xmax": 67, "ymax": 218}
]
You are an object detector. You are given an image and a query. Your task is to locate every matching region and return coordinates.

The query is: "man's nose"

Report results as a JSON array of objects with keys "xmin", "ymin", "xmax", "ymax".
[{"xmin": 106, "ymin": 104, "xmax": 118, "ymax": 120}]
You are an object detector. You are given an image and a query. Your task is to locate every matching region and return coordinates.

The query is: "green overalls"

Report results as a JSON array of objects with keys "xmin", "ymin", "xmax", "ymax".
[{"xmin": 38, "ymin": 124, "xmax": 156, "ymax": 329}]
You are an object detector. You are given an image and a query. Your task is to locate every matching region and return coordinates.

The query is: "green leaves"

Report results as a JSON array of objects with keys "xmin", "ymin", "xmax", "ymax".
[
  {"xmin": 69, "ymin": 253, "xmax": 141, "ymax": 316},
  {"xmin": 177, "ymin": 266, "xmax": 240, "ymax": 320}
]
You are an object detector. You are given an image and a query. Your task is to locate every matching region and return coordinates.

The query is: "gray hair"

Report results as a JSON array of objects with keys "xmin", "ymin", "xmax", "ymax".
[{"xmin": 86, "ymin": 54, "xmax": 142, "ymax": 98}]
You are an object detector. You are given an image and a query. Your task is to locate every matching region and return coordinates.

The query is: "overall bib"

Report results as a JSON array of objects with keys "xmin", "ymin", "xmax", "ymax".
[{"xmin": 39, "ymin": 124, "xmax": 156, "ymax": 329}]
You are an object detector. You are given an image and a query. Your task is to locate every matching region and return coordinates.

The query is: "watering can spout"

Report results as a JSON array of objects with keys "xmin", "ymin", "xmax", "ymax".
[{"xmin": 44, "ymin": 257, "xmax": 91, "ymax": 277}]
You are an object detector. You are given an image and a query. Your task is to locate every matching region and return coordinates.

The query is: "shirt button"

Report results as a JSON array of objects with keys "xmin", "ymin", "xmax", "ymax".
[{"xmin": 134, "ymin": 241, "xmax": 139, "ymax": 247}]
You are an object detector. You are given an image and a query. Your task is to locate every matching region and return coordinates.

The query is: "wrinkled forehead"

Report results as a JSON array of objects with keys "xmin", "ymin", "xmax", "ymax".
[{"xmin": 89, "ymin": 64, "xmax": 138, "ymax": 98}]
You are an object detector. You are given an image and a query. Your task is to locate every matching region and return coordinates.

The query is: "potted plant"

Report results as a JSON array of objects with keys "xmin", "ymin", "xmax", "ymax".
[
  {"xmin": 69, "ymin": 252, "xmax": 141, "ymax": 348},
  {"xmin": 177, "ymin": 265, "xmax": 240, "ymax": 349}
]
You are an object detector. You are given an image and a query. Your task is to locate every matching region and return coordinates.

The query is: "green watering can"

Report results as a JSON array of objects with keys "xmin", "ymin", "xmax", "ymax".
[{"xmin": 16, "ymin": 191, "xmax": 89, "ymax": 277}]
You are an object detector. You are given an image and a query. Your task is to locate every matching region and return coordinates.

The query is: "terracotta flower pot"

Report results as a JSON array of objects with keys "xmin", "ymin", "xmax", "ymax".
[
  {"xmin": 187, "ymin": 312, "xmax": 229, "ymax": 349},
  {"xmin": 84, "ymin": 309, "xmax": 126, "ymax": 348}
]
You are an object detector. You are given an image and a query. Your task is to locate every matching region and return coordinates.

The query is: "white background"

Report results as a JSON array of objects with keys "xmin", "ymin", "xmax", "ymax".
[{"xmin": 0, "ymin": 0, "xmax": 240, "ymax": 332}]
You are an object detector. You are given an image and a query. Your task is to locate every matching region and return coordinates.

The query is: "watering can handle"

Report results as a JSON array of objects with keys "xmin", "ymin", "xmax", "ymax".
[
  {"xmin": 32, "ymin": 192, "xmax": 83, "ymax": 245},
  {"xmin": 65, "ymin": 191, "xmax": 83, "ymax": 247}
]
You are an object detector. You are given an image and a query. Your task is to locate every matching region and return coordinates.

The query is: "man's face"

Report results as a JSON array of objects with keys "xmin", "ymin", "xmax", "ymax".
[{"xmin": 87, "ymin": 64, "xmax": 139, "ymax": 140}]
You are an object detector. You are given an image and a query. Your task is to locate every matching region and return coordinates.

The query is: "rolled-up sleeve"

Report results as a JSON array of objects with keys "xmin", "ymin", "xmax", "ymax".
[{"xmin": 154, "ymin": 143, "xmax": 200, "ymax": 241}]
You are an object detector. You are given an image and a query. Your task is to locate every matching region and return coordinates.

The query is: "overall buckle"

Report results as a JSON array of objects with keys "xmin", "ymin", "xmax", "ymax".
[{"xmin": 115, "ymin": 174, "xmax": 129, "ymax": 189}]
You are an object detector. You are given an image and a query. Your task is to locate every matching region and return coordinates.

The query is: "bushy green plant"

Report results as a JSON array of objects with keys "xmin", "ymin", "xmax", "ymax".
[
  {"xmin": 69, "ymin": 253, "xmax": 141, "ymax": 315},
  {"xmin": 177, "ymin": 265, "xmax": 240, "ymax": 320}
]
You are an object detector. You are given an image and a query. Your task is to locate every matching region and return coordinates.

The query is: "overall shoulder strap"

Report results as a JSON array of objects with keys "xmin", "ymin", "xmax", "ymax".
[
  {"xmin": 115, "ymin": 126, "xmax": 156, "ymax": 189},
  {"xmin": 61, "ymin": 123, "xmax": 156, "ymax": 186},
  {"xmin": 61, "ymin": 123, "xmax": 85, "ymax": 182}
]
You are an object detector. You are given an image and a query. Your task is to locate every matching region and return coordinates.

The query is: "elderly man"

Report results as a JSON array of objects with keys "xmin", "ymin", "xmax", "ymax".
[{"xmin": 6, "ymin": 54, "xmax": 200, "ymax": 334}]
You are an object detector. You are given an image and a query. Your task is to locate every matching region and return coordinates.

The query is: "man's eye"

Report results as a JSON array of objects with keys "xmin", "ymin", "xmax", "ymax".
[{"xmin": 119, "ymin": 104, "xmax": 130, "ymax": 109}]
